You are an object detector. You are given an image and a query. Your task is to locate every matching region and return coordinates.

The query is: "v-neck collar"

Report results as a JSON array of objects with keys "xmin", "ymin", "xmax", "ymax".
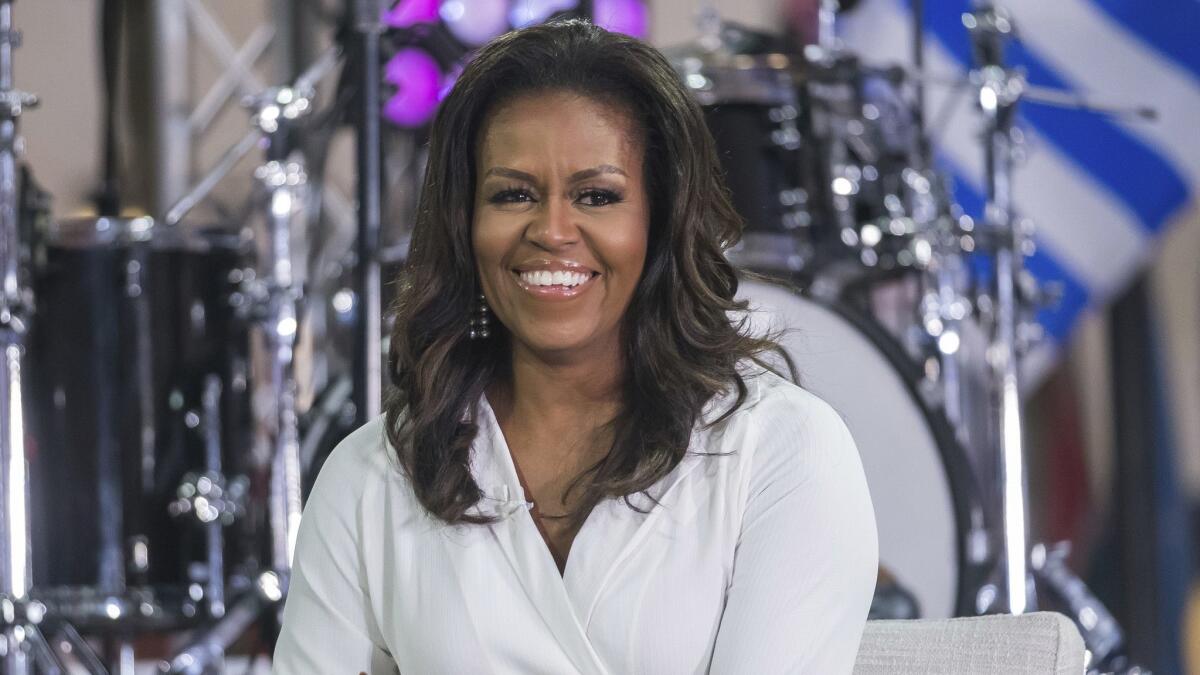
[
  {"xmin": 461, "ymin": 378, "xmax": 759, "ymax": 672},
  {"xmin": 467, "ymin": 397, "xmax": 609, "ymax": 675}
]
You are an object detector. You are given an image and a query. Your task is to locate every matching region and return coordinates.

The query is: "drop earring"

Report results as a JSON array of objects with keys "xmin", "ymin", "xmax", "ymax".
[{"xmin": 469, "ymin": 294, "xmax": 491, "ymax": 340}]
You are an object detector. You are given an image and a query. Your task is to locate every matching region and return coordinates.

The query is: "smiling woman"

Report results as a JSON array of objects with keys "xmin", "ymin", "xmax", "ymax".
[
  {"xmin": 474, "ymin": 93, "xmax": 648, "ymax": 361},
  {"xmin": 273, "ymin": 20, "xmax": 878, "ymax": 675}
]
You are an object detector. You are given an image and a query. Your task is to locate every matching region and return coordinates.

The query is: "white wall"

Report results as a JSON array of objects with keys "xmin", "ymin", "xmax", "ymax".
[{"xmin": 21, "ymin": 0, "xmax": 102, "ymax": 216}]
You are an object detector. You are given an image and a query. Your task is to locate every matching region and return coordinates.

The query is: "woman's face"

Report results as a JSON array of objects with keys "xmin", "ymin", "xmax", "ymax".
[{"xmin": 472, "ymin": 91, "xmax": 650, "ymax": 362}]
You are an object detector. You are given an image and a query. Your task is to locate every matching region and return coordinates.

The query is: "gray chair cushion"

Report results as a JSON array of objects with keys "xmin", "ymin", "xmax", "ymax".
[{"xmin": 853, "ymin": 612, "xmax": 1086, "ymax": 674}]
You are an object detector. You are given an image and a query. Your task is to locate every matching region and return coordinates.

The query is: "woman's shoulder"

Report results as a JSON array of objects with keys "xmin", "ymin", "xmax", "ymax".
[
  {"xmin": 306, "ymin": 416, "xmax": 401, "ymax": 514},
  {"xmin": 715, "ymin": 367, "xmax": 860, "ymax": 485},
  {"xmin": 714, "ymin": 366, "xmax": 849, "ymax": 433}
]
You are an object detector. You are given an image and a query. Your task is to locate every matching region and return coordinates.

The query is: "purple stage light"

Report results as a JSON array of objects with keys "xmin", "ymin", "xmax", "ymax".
[
  {"xmin": 383, "ymin": 0, "xmax": 439, "ymax": 28},
  {"xmin": 440, "ymin": 0, "xmax": 511, "ymax": 47},
  {"xmin": 383, "ymin": 48, "xmax": 443, "ymax": 128},
  {"xmin": 592, "ymin": 0, "xmax": 647, "ymax": 38},
  {"xmin": 509, "ymin": 0, "xmax": 577, "ymax": 28}
]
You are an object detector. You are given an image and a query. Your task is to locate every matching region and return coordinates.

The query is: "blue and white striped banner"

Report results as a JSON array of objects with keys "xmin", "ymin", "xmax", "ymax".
[{"xmin": 840, "ymin": 0, "xmax": 1200, "ymax": 342}]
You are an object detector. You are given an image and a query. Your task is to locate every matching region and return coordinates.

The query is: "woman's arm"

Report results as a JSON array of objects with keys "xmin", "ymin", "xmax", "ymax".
[
  {"xmin": 272, "ymin": 451, "xmax": 397, "ymax": 674},
  {"xmin": 709, "ymin": 393, "xmax": 878, "ymax": 674}
]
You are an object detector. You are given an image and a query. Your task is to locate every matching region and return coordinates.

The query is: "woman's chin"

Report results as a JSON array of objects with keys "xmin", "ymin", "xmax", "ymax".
[{"xmin": 510, "ymin": 328, "xmax": 611, "ymax": 361}]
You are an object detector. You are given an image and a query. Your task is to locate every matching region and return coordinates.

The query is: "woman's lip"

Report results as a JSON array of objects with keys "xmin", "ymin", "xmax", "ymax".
[
  {"xmin": 511, "ymin": 270, "xmax": 599, "ymax": 300},
  {"xmin": 511, "ymin": 262, "xmax": 598, "ymax": 274}
]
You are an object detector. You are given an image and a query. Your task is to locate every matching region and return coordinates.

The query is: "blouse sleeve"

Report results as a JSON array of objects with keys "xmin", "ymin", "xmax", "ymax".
[
  {"xmin": 708, "ymin": 390, "xmax": 878, "ymax": 674},
  {"xmin": 272, "ymin": 443, "xmax": 398, "ymax": 675}
]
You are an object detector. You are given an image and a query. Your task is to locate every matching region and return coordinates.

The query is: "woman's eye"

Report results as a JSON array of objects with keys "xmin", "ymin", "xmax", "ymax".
[
  {"xmin": 489, "ymin": 189, "xmax": 534, "ymax": 204},
  {"xmin": 577, "ymin": 189, "xmax": 622, "ymax": 207}
]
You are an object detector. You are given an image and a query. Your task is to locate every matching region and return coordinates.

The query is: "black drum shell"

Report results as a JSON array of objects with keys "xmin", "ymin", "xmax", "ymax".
[{"xmin": 26, "ymin": 225, "xmax": 252, "ymax": 611}]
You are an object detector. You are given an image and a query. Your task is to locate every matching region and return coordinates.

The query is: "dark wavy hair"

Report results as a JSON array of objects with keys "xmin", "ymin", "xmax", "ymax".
[{"xmin": 385, "ymin": 20, "xmax": 788, "ymax": 526}]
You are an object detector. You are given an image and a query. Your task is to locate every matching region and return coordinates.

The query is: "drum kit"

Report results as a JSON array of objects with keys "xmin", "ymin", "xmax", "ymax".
[
  {"xmin": 0, "ymin": 0, "xmax": 1147, "ymax": 673},
  {"xmin": 672, "ymin": 1, "xmax": 1143, "ymax": 672}
]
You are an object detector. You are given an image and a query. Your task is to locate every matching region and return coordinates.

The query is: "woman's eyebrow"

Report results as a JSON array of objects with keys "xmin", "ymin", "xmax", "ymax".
[
  {"xmin": 567, "ymin": 164, "xmax": 628, "ymax": 182},
  {"xmin": 483, "ymin": 166, "xmax": 537, "ymax": 183},
  {"xmin": 482, "ymin": 165, "xmax": 627, "ymax": 183}
]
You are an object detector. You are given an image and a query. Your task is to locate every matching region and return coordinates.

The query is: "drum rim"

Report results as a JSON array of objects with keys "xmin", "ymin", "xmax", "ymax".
[
  {"xmin": 42, "ymin": 217, "xmax": 247, "ymax": 253},
  {"xmin": 671, "ymin": 51, "xmax": 803, "ymax": 74},
  {"xmin": 741, "ymin": 274, "xmax": 989, "ymax": 616}
]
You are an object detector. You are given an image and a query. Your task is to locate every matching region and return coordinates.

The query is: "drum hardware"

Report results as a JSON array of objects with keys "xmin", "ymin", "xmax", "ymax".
[
  {"xmin": 674, "ymin": 23, "xmax": 949, "ymax": 281},
  {"xmin": 157, "ymin": 570, "xmax": 284, "ymax": 675},
  {"xmin": 870, "ymin": 568, "xmax": 920, "ymax": 621},
  {"xmin": 249, "ymin": 155, "xmax": 310, "ymax": 582},
  {"xmin": 670, "ymin": 36, "xmax": 825, "ymax": 276},
  {"xmin": 687, "ymin": 5, "xmax": 1157, "ymax": 650},
  {"xmin": 28, "ymin": 217, "xmax": 254, "ymax": 655},
  {"xmin": 166, "ymin": 376, "xmax": 251, "ymax": 622},
  {"xmin": 964, "ymin": 3, "xmax": 1065, "ymax": 616},
  {"xmin": 162, "ymin": 47, "xmax": 337, "ymax": 566},
  {"xmin": 952, "ymin": 9, "xmax": 1156, "ymax": 644},
  {"xmin": 1030, "ymin": 542, "xmax": 1130, "ymax": 673},
  {"xmin": 0, "ymin": 1, "xmax": 107, "ymax": 671},
  {"xmin": 18, "ymin": 48, "xmax": 340, "ymax": 673}
]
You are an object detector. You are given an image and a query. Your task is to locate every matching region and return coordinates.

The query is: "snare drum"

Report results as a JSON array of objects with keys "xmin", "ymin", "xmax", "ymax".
[
  {"xmin": 737, "ymin": 277, "xmax": 988, "ymax": 618},
  {"xmin": 27, "ymin": 217, "xmax": 253, "ymax": 629}
]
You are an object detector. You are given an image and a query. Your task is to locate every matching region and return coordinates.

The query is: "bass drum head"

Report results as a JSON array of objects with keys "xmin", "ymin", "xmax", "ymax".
[{"xmin": 736, "ymin": 278, "xmax": 975, "ymax": 618}]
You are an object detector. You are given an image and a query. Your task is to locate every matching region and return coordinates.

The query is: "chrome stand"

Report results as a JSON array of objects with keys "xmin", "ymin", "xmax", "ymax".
[
  {"xmin": 966, "ymin": 3, "xmax": 1034, "ymax": 616},
  {"xmin": 251, "ymin": 147, "xmax": 310, "ymax": 575},
  {"xmin": 158, "ymin": 51, "xmax": 339, "ymax": 673},
  {"xmin": 0, "ymin": 2, "xmax": 103, "ymax": 673},
  {"xmin": 0, "ymin": 1, "xmax": 50, "ymax": 671}
]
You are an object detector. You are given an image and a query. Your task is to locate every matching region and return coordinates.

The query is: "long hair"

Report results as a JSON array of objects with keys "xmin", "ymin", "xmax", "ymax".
[{"xmin": 385, "ymin": 20, "xmax": 788, "ymax": 525}]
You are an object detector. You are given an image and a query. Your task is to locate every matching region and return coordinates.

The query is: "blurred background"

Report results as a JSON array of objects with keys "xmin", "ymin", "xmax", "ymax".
[{"xmin": 5, "ymin": 0, "xmax": 1197, "ymax": 672}]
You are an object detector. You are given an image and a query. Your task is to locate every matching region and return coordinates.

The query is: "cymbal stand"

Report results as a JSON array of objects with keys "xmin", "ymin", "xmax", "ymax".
[
  {"xmin": 965, "ymin": 2, "xmax": 1034, "ymax": 616},
  {"xmin": 160, "ymin": 49, "xmax": 338, "ymax": 674},
  {"xmin": 0, "ymin": 2, "xmax": 87, "ymax": 672}
]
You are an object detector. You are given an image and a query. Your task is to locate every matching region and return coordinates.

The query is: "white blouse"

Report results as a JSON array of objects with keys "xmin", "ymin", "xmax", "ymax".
[{"xmin": 273, "ymin": 370, "xmax": 878, "ymax": 674}]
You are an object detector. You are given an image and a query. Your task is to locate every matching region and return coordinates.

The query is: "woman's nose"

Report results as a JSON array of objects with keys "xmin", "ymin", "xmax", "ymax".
[{"xmin": 526, "ymin": 197, "xmax": 579, "ymax": 249}]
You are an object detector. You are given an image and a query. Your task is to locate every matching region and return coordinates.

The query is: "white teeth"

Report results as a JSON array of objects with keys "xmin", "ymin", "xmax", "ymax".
[{"xmin": 519, "ymin": 270, "xmax": 592, "ymax": 287}]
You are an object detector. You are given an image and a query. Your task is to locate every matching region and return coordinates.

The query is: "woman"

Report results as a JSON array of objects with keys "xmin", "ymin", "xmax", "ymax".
[{"xmin": 274, "ymin": 20, "xmax": 877, "ymax": 674}]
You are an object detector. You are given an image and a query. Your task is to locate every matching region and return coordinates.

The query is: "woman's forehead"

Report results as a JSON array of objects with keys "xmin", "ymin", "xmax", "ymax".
[{"xmin": 476, "ymin": 91, "xmax": 644, "ymax": 167}]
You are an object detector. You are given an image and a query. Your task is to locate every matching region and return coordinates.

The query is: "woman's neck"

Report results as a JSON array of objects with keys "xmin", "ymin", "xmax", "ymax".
[{"xmin": 490, "ymin": 339, "xmax": 624, "ymax": 437}]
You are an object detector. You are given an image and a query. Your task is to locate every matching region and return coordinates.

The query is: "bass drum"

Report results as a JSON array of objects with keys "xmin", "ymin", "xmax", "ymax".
[{"xmin": 736, "ymin": 277, "xmax": 985, "ymax": 618}]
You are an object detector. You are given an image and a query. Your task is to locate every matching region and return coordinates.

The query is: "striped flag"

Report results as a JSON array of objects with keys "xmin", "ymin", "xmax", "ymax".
[{"xmin": 839, "ymin": 0, "xmax": 1199, "ymax": 342}]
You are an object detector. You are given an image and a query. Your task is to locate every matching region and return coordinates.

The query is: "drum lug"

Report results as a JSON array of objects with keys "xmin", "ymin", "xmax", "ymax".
[
  {"xmin": 128, "ymin": 536, "xmax": 151, "ymax": 577},
  {"xmin": 168, "ymin": 472, "xmax": 249, "ymax": 526}
]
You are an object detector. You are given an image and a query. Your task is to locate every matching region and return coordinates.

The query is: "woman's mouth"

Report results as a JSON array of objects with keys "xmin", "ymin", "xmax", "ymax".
[{"xmin": 512, "ymin": 268, "xmax": 600, "ymax": 299}]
